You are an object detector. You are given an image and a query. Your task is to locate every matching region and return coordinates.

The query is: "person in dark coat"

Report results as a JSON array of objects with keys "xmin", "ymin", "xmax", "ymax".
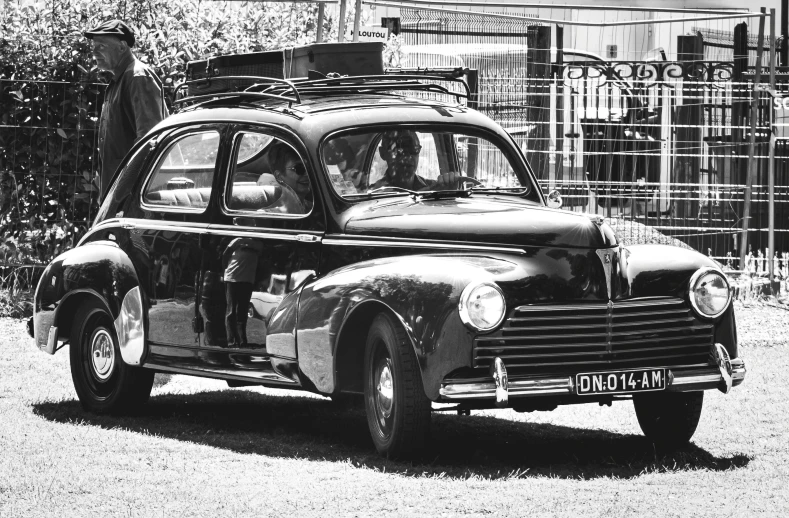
[{"xmin": 84, "ymin": 19, "xmax": 168, "ymax": 200}]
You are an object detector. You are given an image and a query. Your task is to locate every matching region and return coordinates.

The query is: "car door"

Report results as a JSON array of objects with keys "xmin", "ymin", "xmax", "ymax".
[
  {"xmin": 201, "ymin": 126, "xmax": 323, "ymax": 359},
  {"xmin": 131, "ymin": 125, "xmax": 226, "ymax": 348}
]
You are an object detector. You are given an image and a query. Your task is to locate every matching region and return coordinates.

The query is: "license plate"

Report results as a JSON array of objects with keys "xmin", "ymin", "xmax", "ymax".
[{"xmin": 576, "ymin": 368, "xmax": 666, "ymax": 396}]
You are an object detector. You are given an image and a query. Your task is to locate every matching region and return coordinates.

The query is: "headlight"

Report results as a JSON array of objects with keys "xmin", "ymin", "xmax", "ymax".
[
  {"xmin": 689, "ymin": 267, "xmax": 731, "ymax": 319},
  {"xmin": 458, "ymin": 282, "xmax": 506, "ymax": 332}
]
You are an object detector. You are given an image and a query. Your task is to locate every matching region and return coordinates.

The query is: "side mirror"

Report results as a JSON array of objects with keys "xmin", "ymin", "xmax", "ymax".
[{"xmin": 546, "ymin": 189, "xmax": 563, "ymax": 209}]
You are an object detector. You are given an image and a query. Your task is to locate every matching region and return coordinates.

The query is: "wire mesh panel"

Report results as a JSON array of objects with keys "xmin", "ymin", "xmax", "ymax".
[
  {"xmin": 0, "ymin": 79, "xmax": 105, "ymax": 280},
  {"xmin": 399, "ymin": 6, "xmax": 786, "ymax": 265}
]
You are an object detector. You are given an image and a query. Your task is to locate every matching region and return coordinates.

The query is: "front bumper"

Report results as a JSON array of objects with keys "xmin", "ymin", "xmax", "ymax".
[{"xmin": 439, "ymin": 343, "xmax": 745, "ymax": 405}]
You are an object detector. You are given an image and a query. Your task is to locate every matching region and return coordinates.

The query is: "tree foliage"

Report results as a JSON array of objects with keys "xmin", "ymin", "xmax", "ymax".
[{"xmin": 0, "ymin": 0, "xmax": 361, "ymax": 267}]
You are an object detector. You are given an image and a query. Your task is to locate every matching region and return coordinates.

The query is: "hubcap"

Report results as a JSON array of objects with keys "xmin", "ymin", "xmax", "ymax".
[
  {"xmin": 375, "ymin": 358, "xmax": 394, "ymax": 423},
  {"xmin": 90, "ymin": 329, "xmax": 115, "ymax": 381}
]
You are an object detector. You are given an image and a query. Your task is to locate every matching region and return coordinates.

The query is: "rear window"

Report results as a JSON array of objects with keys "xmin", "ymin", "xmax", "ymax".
[{"xmin": 142, "ymin": 131, "xmax": 220, "ymax": 210}]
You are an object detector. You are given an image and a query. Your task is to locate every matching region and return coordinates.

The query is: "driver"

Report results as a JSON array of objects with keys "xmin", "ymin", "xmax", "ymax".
[{"xmin": 371, "ymin": 130, "xmax": 463, "ymax": 191}]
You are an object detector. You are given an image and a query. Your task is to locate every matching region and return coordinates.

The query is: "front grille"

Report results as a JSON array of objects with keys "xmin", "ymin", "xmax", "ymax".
[{"xmin": 473, "ymin": 297, "xmax": 713, "ymax": 375}]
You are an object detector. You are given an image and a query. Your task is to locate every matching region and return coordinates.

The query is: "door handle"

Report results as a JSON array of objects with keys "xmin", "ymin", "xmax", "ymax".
[{"xmin": 295, "ymin": 234, "xmax": 320, "ymax": 243}]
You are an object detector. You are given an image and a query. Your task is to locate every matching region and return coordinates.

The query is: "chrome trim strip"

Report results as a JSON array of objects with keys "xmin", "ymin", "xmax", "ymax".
[
  {"xmin": 114, "ymin": 286, "xmax": 146, "ymax": 365},
  {"xmin": 143, "ymin": 361, "xmax": 299, "ymax": 384},
  {"xmin": 323, "ymin": 236, "xmax": 524, "ymax": 255},
  {"xmin": 91, "ymin": 220, "xmax": 324, "ymax": 243}
]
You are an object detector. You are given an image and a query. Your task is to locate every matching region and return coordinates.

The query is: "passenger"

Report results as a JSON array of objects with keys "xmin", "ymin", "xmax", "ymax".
[
  {"xmin": 325, "ymin": 138, "xmax": 366, "ymax": 190},
  {"xmin": 256, "ymin": 142, "xmax": 312, "ymax": 213},
  {"xmin": 372, "ymin": 130, "xmax": 462, "ymax": 191}
]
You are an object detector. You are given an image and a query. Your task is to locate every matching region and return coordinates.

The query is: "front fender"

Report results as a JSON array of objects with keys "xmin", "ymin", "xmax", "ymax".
[
  {"xmin": 34, "ymin": 241, "xmax": 146, "ymax": 364},
  {"xmin": 296, "ymin": 254, "xmax": 520, "ymax": 398},
  {"xmin": 618, "ymin": 244, "xmax": 738, "ymax": 357},
  {"xmin": 617, "ymin": 244, "xmax": 722, "ymax": 299}
]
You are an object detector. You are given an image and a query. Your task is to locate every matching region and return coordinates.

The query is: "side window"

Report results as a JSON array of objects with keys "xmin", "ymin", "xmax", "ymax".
[
  {"xmin": 142, "ymin": 130, "xmax": 220, "ymax": 210},
  {"xmin": 227, "ymin": 132, "xmax": 313, "ymax": 215}
]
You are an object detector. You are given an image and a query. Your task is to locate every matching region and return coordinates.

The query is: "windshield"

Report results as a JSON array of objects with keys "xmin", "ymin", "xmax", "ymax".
[{"xmin": 321, "ymin": 127, "xmax": 535, "ymax": 198}]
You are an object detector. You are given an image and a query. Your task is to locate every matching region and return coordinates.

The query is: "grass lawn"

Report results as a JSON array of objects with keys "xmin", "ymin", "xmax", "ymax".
[{"xmin": 1, "ymin": 303, "xmax": 788, "ymax": 517}]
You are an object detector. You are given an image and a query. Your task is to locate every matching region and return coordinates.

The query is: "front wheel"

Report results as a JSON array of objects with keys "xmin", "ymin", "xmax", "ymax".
[
  {"xmin": 633, "ymin": 391, "xmax": 704, "ymax": 450},
  {"xmin": 69, "ymin": 302, "xmax": 154, "ymax": 413},
  {"xmin": 363, "ymin": 313, "xmax": 431, "ymax": 459}
]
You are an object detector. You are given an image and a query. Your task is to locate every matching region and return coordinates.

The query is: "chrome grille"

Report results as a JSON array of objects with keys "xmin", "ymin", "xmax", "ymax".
[{"xmin": 473, "ymin": 298, "xmax": 713, "ymax": 374}]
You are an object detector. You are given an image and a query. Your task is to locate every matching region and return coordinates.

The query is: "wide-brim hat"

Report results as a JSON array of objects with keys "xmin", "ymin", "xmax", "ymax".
[{"xmin": 84, "ymin": 19, "xmax": 136, "ymax": 47}]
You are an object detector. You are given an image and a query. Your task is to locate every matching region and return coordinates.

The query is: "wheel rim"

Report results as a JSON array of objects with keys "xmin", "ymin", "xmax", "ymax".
[
  {"xmin": 375, "ymin": 357, "xmax": 394, "ymax": 421},
  {"xmin": 90, "ymin": 329, "xmax": 115, "ymax": 381},
  {"xmin": 370, "ymin": 344, "xmax": 395, "ymax": 437}
]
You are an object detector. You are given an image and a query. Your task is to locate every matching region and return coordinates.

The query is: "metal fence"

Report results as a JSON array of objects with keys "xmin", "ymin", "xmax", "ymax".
[{"xmin": 399, "ymin": 7, "xmax": 787, "ymax": 271}]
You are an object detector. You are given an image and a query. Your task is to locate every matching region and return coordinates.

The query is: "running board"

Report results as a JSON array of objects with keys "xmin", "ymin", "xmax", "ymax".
[{"xmin": 142, "ymin": 343, "xmax": 299, "ymax": 386}]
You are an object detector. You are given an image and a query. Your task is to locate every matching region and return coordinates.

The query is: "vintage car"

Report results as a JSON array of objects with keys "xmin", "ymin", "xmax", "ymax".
[{"xmin": 30, "ymin": 73, "xmax": 745, "ymax": 459}]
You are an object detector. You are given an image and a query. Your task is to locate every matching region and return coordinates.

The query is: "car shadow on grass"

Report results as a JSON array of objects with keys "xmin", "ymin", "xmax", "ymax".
[{"xmin": 32, "ymin": 389, "xmax": 750, "ymax": 480}]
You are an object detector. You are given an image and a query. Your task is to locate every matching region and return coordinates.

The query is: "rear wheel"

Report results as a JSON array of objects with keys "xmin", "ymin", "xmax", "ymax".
[
  {"xmin": 633, "ymin": 391, "xmax": 704, "ymax": 450},
  {"xmin": 363, "ymin": 313, "xmax": 431, "ymax": 459},
  {"xmin": 69, "ymin": 302, "xmax": 154, "ymax": 413}
]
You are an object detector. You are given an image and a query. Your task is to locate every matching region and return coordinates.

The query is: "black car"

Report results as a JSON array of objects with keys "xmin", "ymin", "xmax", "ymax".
[{"xmin": 31, "ymin": 74, "xmax": 744, "ymax": 459}]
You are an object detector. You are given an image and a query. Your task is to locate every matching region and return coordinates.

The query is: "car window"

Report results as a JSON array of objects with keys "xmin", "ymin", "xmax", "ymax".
[
  {"xmin": 142, "ymin": 130, "xmax": 220, "ymax": 210},
  {"xmin": 226, "ymin": 132, "xmax": 312, "ymax": 215},
  {"xmin": 322, "ymin": 128, "xmax": 528, "ymax": 196},
  {"xmin": 95, "ymin": 137, "xmax": 155, "ymax": 223}
]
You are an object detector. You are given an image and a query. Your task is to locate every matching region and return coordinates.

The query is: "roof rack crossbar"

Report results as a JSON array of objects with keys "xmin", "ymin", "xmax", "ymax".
[
  {"xmin": 290, "ymin": 83, "xmax": 466, "ymax": 103},
  {"xmin": 295, "ymin": 73, "xmax": 471, "ymax": 98},
  {"xmin": 173, "ymin": 76, "xmax": 301, "ymax": 106},
  {"xmin": 172, "ymin": 90, "xmax": 300, "ymax": 107}
]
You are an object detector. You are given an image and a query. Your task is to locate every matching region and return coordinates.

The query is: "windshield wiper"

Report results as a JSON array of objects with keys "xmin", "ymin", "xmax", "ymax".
[
  {"xmin": 348, "ymin": 186, "xmax": 421, "ymax": 198},
  {"xmin": 468, "ymin": 186, "xmax": 530, "ymax": 195},
  {"xmin": 418, "ymin": 189, "xmax": 472, "ymax": 200}
]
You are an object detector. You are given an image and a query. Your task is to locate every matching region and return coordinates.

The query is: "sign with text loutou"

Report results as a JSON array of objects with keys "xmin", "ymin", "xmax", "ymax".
[{"xmin": 351, "ymin": 26, "xmax": 388, "ymax": 42}]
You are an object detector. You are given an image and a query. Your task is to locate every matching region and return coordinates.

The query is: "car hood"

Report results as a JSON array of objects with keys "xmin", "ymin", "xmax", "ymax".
[{"xmin": 342, "ymin": 197, "xmax": 617, "ymax": 249}]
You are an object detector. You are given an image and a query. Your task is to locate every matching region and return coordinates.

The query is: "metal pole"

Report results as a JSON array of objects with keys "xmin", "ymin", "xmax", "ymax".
[
  {"xmin": 740, "ymin": 8, "xmax": 766, "ymax": 272},
  {"xmin": 782, "ymin": 0, "xmax": 788, "ymax": 66},
  {"xmin": 339, "ymin": 0, "xmax": 348, "ymax": 43},
  {"xmin": 317, "ymin": 2, "xmax": 325, "ymax": 43},
  {"xmin": 770, "ymin": 9, "xmax": 777, "ymax": 289},
  {"xmin": 353, "ymin": 0, "xmax": 362, "ymax": 42}
]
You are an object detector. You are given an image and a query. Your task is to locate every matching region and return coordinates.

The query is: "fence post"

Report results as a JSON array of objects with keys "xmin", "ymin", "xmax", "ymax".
[
  {"xmin": 338, "ymin": 0, "xmax": 348, "ymax": 43},
  {"xmin": 526, "ymin": 25, "xmax": 551, "ymax": 180},
  {"xmin": 317, "ymin": 3, "xmax": 325, "ymax": 43},
  {"xmin": 675, "ymin": 33, "xmax": 704, "ymax": 229},
  {"xmin": 554, "ymin": 25, "xmax": 565, "ymax": 186},
  {"xmin": 769, "ymin": 8, "xmax": 777, "ymax": 290},
  {"xmin": 740, "ymin": 8, "xmax": 766, "ymax": 272}
]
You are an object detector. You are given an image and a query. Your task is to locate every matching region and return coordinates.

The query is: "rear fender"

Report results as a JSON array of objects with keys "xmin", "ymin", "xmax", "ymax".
[
  {"xmin": 297, "ymin": 255, "xmax": 517, "ymax": 399},
  {"xmin": 34, "ymin": 242, "xmax": 146, "ymax": 364}
]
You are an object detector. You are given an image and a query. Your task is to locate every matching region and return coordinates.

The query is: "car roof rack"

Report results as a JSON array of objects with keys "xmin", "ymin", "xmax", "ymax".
[
  {"xmin": 172, "ymin": 71, "xmax": 470, "ymax": 110},
  {"xmin": 172, "ymin": 76, "xmax": 302, "ymax": 107}
]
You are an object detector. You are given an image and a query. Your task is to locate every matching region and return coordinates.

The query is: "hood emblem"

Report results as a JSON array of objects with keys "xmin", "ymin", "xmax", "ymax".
[
  {"xmin": 590, "ymin": 215, "xmax": 605, "ymax": 227},
  {"xmin": 596, "ymin": 249, "xmax": 614, "ymax": 300}
]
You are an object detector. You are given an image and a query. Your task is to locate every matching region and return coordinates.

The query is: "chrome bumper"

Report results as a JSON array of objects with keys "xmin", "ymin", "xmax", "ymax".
[{"xmin": 440, "ymin": 344, "xmax": 746, "ymax": 404}]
